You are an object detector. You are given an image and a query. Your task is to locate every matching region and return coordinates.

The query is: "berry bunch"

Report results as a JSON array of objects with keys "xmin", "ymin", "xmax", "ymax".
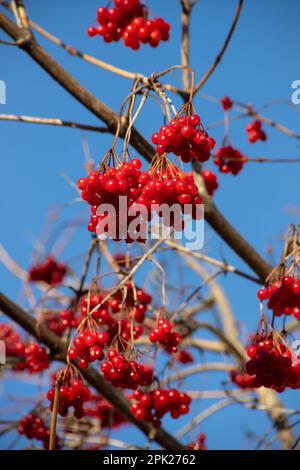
[
  {"xmin": 78, "ymin": 159, "xmax": 148, "ymax": 242},
  {"xmin": 130, "ymin": 388, "xmax": 191, "ymax": 426},
  {"xmin": 214, "ymin": 145, "xmax": 246, "ymax": 175},
  {"xmin": 79, "ymin": 159, "xmax": 203, "ymax": 239},
  {"xmin": 230, "ymin": 369, "xmax": 255, "ymax": 389},
  {"xmin": 151, "ymin": 114, "xmax": 215, "ymax": 163},
  {"xmin": 18, "ymin": 413, "xmax": 59, "ymax": 449},
  {"xmin": 88, "ymin": 0, "xmax": 143, "ymax": 42},
  {"xmin": 220, "ymin": 96, "xmax": 233, "ymax": 111},
  {"xmin": 45, "ymin": 309, "xmax": 78, "ymax": 336},
  {"xmin": 200, "ymin": 169, "xmax": 219, "ymax": 196},
  {"xmin": 0, "ymin": 323, "xmax": 23, "ymax": 357},
  {"xmin": 84, "ymin": 394, "xmax": 127, "ymax": 428},
  {"xmin": 28, "ymin": 256, "xmax": 67, "ymax": 286},
  {"xmin": 68, "ymin": 329, "xmax": 108, "ymax": 369},
  {"xmin": 123, "ymin": 17, "xmax": 170, "ymax": 50},
  {"xmin": 88, "ymin": 1, "xmax": 170, "ymax": 50},
  {"xmin": 188, "ymin": 433, "xmax": 207, "ymax": 450},
  {"xmin": 0, "ymin": 324, "xmax": 49, "ymax": 373},
  {"xmin": 79, "ymin": 284, "xmax": 151, "ymax": 325},
  {"xmin": 246, "ymin": 120, "xmax": 267, "ymax": 143},
  {"xmin": 149, "ymin": 319, "xmax": 181, "ymax": 353},
  {"xmin": 245, "ymin": 334, "xmax": 300, "ymax": 392},
  {"xmin": 24, "ymin": 343, "xmax": 50, "ymax": 373},
  {"xmin": 257, "ymin": 275, "xmax": 300, "ymax": 318},
  {"xmin": 47, "ymin": 378, "xmax": 91, "ymax": 418},
  {"xmin": 100, "ymin": 349, "xmax": 153, "ymax": 389}
]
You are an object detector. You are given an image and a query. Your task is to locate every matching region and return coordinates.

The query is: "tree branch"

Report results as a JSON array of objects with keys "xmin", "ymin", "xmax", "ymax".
[{"xmin": 0, "ymin": 113, "xmax": 110, "ymax": 133}]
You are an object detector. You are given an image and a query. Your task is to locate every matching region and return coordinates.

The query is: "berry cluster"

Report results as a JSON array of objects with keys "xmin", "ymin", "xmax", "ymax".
[
  {"xmin": 78, "ymin": 159, "xmax": 147, "ymax": 242},
  {"xmin": 47, "ymin": 378, "xmax": 91, "ymax": 418},
  {"xmin": 84, "ymin": 394, "xmax": 126, "ymax": 428},
  {"xmin": 246, "ymin": 120, "xmax": 267, "ymax": 143},
  {"xmin": 18, "ymin": 413, "xmax": 59, "ymax": 449},
  {"xmin": 68, "ymin": 329, "xmax": 108, "ymax": 369},
  {"xmin": 24, "ymin": 343, "xmax": 50, "ymax": 374},
  {"xmin": 220, "ymin": 96, "xmax": 233, "ymax": 111},
  {"xmin": 188, "ymin": 433, "xmax": 207, "ymax": 451},
  {"xmin": 245, "ymin": 334, "xmax": 300, "ymax": 392},
  {"xmin": 79, "ymin": 283, "xmax": 151, "ymax": 329},
  {"xmin": 230, "ymin": 369, "xmax": 255, "ymax": 389},
  {"xmin": 149, "ymin": 319, "xmax": 181, "ymax": 353},
  {"xmin": 200, "ymin": 169, "xmax": 219, "ymax": 196},
  {"xmin": 45, "ymin": 309, "xmax": 78, "ymax": 336},
  {"xmin": 130, "ymin": 388, "xmax": 191, "ymax": 426},
  {"xmin": 88, "ymin": 1, "xmax": 170, "ymax": 50},
  {"xmin": 257, "ymin": 275, "xmax": 300, "ymax": 318},
  {"xmin": 100, "ymin": 349, "xmax": 153, "ymax": 389},
  {"xmin": 151, "ymin": 114, "xmax": 215, "ymax": 163},
  {"xmin": 28, "ymin": 256, "xmax": 67, "ymax": 286},
  {"xmin": 123, "ymin": 17, "xmax": 170, "ymax": 50},
  {"xmin": 214, "ymin": 146, "xmax": 246, "ymax": 175},
  {"xmin": 0, "ymin": 324, "xmax": 49, "ymax": 373},
  {"xmin": 0, "ymin": 323, "xmax": 22, "ymax": 357},
  {"xmin": 78, "ymin": 159, "xmax": 203, "ymax": 239}
]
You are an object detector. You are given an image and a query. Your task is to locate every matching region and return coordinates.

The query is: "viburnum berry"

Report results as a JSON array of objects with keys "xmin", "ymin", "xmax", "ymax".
[
  {"xmin": 47, "ymin": 375, "xmax": 91, "ymax": 418},
  {"xmin": 201, "ymin": 169, "xmax": 219, "ymax": 196},
  {"xmin": 18, "ymin": 413, "xmax": 60, "ymax": 449},
  {"xmin": 100, "ymin": 350, "xmax": 153, "ymax": 389},
  {"xmin": 78, "ymin": 159, "xmax": 203, "ymax": 240},
  {"xmin": 243, "ymin": 332, "xmax": 300, "ymax": 392},
  {"xmin": 130, "ymin": 388, "xmax": 191, "ymax": 426},
  {"xmin": 88, "ymin": 1, "xmax": 171, "ymax": 50},
  {"xmin": 175, "ymin": 350, "xmax": 194, "ymax": 364},
  {"xmin": 149, "ymin": 319, "xmax": 181, "ymax": 353},
  {"xmin": 188, "ymin": 433, "xmax": 207, "ymax": 450},
  {"xmin": 257, "ymin": 275, "xmax": 300, "ymax": 318},
  {"xmin": 151, "ymin": 114, "xmax": 215, "ymax": 163},
  {"xmin": 246, "ymin": 120, "xmax": 267, "ymax": 143},
  {"xmin": 69, "ymin": 329, "xmax": 106, "ymax": 368},
  {"xmin": 28, "ymin": 256, "xmax": 67, "ymax": 286},
  {"xmin": 220, "ymin": 96, "xmax": 233, "ymax": 111},
  {"xmin": 230, "ymin": 369, "xmax": 255, "ymax": 389},
  {"xmin": 214, "ymin": 145, "xmax": 247, "ymax": 175},
  {"xmin": 24, "ymin": 343, "xmax": 50, "ymax": 373}
]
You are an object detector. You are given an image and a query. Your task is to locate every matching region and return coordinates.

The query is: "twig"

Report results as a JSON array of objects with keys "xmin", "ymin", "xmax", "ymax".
[
  {"xmin": 0, "ymin": 113, "xmax": 110, "ymax": 133},
  {"xmin": 162, "ymin": 362, "xmax": 234, "ymax": 386},
  {"xmin": 181, "ymin": 0, "xmax": 196, "ymax": 90}
]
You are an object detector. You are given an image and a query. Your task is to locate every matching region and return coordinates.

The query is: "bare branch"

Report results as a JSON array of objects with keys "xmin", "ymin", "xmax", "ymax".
[{"xmin": 0, "ymin": 113, "xmax": 110, "ymax": 133}]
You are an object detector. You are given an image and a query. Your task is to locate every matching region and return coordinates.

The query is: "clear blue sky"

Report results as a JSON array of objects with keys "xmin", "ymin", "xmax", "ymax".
[{"xmin": 1, "ymin": 0, "xmax": 300, "ymax": 450}]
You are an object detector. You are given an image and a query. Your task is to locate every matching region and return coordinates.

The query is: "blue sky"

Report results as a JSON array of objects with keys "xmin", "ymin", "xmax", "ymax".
[{"xmin": 1, "ymin": 0, "xmax": 300, "ymax": 450}]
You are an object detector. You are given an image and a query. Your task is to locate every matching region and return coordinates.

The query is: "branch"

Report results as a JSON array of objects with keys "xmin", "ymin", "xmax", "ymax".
[
  {"xmin": 181, "ymin": 0, "xmax": 195, "ymax": 90},
  {"xmin": 0, "ymin": 113, "xmax": 110, "ymax": 133},
  {"xmin": 194, "ymin": 0, "xmax": 244, "ymax": 93},
  {"xmin": 0, "ymin": 291, "xmax": 184, "ymax": 450}
]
